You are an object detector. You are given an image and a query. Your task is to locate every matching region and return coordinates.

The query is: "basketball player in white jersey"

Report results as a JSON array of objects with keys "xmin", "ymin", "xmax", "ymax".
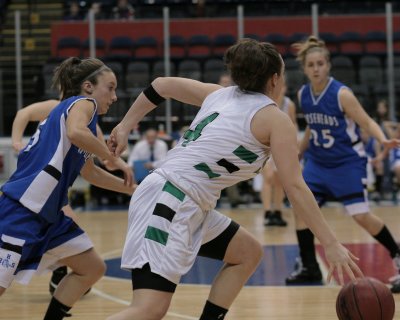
[
  {"xmin": 107, "ymin": 39, "xmax": 362, "ymax": 320},
  {"xmin": 262, "ymin": 80, "xmax": 297, "ymax": 226},
  {"xmin": 0, "ymin": 57, "xmax": 135, "ymax": 320}
]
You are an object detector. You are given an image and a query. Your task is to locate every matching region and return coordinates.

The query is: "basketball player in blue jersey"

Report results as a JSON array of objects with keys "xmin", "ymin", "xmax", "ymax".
[
  {"xmin": 11, "ymin": 98, "xmax": 129, "ymax": 295},
  {"xmin": 0, "ymin": 57, "xmax": 135, "ymax": 319},
  {"xmin": 285, "ymin": 36, "xmax": 400, "ymax": 293},
  {"xmin": 106, "ymin": 39, "xmax": 362, "ymax": 320}
]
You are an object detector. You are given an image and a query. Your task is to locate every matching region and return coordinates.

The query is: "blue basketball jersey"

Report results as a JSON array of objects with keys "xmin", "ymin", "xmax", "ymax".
[
  {"xmin": 300, "ymin": 77, "xmax": 366, "ymax": 166},
  {"xmin": 1, "ymin": 96, "xmax": 97, "ymax": 223},
  {"xmin": 365, "ymin": 137, "xmax": 377, "ymax": 158},
  {"xmin": 389, "ymin": 148, "xmax": 400, "ymax": 167}
]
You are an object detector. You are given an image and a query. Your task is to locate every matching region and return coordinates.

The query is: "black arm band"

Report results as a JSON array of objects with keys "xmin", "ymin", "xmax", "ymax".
[{"xmin": 143, "ymin": 84, "xmax": 165, "ymax": 105}]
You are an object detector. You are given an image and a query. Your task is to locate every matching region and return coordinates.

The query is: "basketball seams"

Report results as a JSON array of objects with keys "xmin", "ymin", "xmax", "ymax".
[
  {"xmin": 366, "ymin": 278, "xmax": 383, "ymax": 320},
  {"xmin": 352, "ymin": 282, "xmax": 364, "ymax": 320}
]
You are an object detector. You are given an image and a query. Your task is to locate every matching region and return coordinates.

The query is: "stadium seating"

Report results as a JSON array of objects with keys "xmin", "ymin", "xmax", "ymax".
[
  {"xmin": 125, "ymin": 61, "xmax": 151, "ymax": 99},
  {"xmin": 337, "ymin": 31, "xmax": 364, "ymax": 56},
  {"xmin": 330, "ymin": 55, "xmax": 357, "ymax": 86},
  {"xmin": 187, "ymin": 34, "xmax": 212, "ymax": 60},
  {"xmin": 364, "ymin": 30, "xmax": 386, "ymax": 56},
  {"xmin": 56, "ymin": 37, "xmax": 81, "ymax": 58},
  {"xmin": 177, "ymin": 59, "xmax": 202, "ymax": 81},
  {"xmin": 212, "ymin": 34, "xmax": 236, "ymax": 58},
  {"xmin": 358, "ymin": 55, "xmax": 384, "ymax": 89},
  {"xmin": 134, "ymin": 36, "xmax": 159, "ymax": 62},
  {"xmin": 81, "ymin": 38, "xmax": 107, "ymax": 59}
]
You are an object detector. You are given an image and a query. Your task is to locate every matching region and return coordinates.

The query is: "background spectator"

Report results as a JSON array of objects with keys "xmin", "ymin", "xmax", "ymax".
[
  {"xmin": 112, "ymin": 0, "xmax": 135, "ymax": 20},
  {"xmin": 127, "ymin": 128, "xmax": 168, "ymax": 183},
  {"xmin": 64, "ymin": 1, "xmax": 83, "ymax": 21}
]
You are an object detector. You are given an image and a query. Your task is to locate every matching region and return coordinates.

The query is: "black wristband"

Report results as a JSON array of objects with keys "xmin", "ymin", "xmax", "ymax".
[{"xmin": 143, "ymin": 84, "xmax": 165, "ymax": 105}]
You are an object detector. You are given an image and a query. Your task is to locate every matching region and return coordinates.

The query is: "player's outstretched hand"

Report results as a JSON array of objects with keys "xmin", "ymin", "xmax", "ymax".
[
  {"xmin": 373, "ymin": 138, "xmax": 400, "ymax": 164},
  {"xmin": 108, "ymin": 123, "xmax": 130, "ymax": 157},
  {"xmin": 324, "ymin": 241, "xmax": 364, "ymax": 285}
]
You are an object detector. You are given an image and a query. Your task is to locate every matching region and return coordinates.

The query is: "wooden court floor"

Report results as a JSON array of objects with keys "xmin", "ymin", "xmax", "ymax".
[{"xmin": 2, "ymin": 205, "xmax": 400, "ymax": 319}]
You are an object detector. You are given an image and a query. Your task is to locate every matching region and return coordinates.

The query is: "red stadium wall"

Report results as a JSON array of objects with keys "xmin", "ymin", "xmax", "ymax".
[{"xmin": 51, "ymin": 14, "xmax": 400, "ymax": 56}]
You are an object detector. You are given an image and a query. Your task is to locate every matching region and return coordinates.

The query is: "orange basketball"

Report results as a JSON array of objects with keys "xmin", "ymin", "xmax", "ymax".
[{"xmin": 336, "ymin": 277, "xmax": 395, "ymax": 320}]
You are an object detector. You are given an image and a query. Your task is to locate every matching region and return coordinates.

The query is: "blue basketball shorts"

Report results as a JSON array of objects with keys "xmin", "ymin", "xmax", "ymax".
[
  {"xmin": 0, "ymin": 195, "xmax": 93, "ymax": 288},
  {"xmin": 302, "ymin": 158, "xmax": 369, "ymax": 215}
]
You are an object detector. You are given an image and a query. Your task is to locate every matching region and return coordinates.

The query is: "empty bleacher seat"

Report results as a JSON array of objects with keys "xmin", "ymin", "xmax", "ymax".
[
  {"xmin": 337, "ymin": 31, "xmax": 364, "ymax": 56},
  {"xmin": 56, "ymin": 37, "xmax": 81, "ymax": 58},
  {"xmin": 134, "ymin": 36, "xmax": 159, "ymax": 62},
  {"xmin": 106, "ymin": 36, "xmax": 134, "ymax": 62},
  {"xmin": 358, "ymin": 55, "xmax": 384, "ymax": 89},
  {"xmin": 81, "ymin": 38, "xmax": 107, "ymax": 59},
  {"xmin": 178, "ymin": 59, "xmax": 202, "ymax": 81},
  {"xmin": 364, "ymin": 30, "xmax": 386, "ymax": 56},
  {"xmin": 169, "ymin": 35, "xmax": 187, "ymax": 62},
  {"xmin": 187, "ymin": 34, "xmax": 212, "ymax": 60},
  {"xmin": 151, "ymin": 60, "xmax": 176, "ymax": 79},
  {"xmin": 203, "ymin": 58, "xmax": 226, "ymax": 84},
  {"xmin": 330, "ymin": 55, "xmax": 356, "ymax": 86},
  {"xmin": 212, "ymin": 34, "xmax": 236, "ymax": 58},
  {"xmin": 125, "ymin": 61, "xmax": 151, "ymax": 99},
  {"xmin": 265, "ymin": 33, "xmax": 288, "ymax": 57}
]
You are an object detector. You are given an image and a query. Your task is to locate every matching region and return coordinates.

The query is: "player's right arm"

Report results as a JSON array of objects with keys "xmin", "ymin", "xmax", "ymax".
[
  {"xmin": 252, "ymin": 106, "xmax": 363, "ymax": 284},
  {"xmin": 80, "ymin": 158, "xmax": 136, "ymax": 195},
  {"xmin": 109, "ymin": 77, "xmax": 222, "ymax": 156},
  {"xmin": 11, "ymin": 99, "xmax": 59, "ymax": 152}
]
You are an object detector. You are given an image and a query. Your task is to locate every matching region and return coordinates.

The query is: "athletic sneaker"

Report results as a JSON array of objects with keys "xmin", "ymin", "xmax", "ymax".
[
  {"xmin": 263, "ymin": 210, "xmax": 272, "ymax": 225},
  {"xmin": 390, "ymin": 254, "xmax": 400, "ymax": 293},
  {"xmin": 265, "ymin": 210, "xmax": 287, "ymax": 227},
  {"xmin": 391, "ymin": 277, "xmax": 400, "ymax": 293},
  {"xmin": 285, "ymin": 261, "xmax": 322, "ymax": 285}
]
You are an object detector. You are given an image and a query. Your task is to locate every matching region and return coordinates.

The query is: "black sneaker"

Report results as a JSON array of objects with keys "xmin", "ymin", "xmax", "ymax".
[
  {"xmin": 265, "ymin": 211, "xmax": 287, "ymax": 227},
  {"xmin": 391, "ymin": 277, "xmax": 400, "ymax": 293},
  {"xmin": 49, "ymin": 266, "xmax": 68, "ymax": 295},
  {"xmin": 264, "ymin": 210, "xmax": 272, "ymax": 225},
  {"xmin": 285, "ymin": 264, "xmax": 323, "ymax": 285}
]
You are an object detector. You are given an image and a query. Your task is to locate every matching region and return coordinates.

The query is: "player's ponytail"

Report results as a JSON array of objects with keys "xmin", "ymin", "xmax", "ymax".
[
  {"xmin": 52, "ymin": 57, "xmax": 111, "ymax": 100},
  {"xmin": 292, "ymin": 35, "xmax": 330, "ymax": 66}
]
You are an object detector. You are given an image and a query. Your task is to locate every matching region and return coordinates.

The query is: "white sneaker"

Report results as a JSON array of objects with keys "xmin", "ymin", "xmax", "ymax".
[{"xmin": 393, "ymin": 253, "xmax": 400, "ymax": 271}]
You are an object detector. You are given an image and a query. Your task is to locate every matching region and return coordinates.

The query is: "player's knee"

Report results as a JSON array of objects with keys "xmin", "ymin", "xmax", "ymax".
[
  {"xmin": 352, "ymin": 213, "xmax": 370, "ymax": 225},
  {"xmin": 92, "ymin": 259, "xmax": 106, "ymax": 281},
  {"xmin": 239, "ymin": 237, "xmax": 263, "ymax": 270}
]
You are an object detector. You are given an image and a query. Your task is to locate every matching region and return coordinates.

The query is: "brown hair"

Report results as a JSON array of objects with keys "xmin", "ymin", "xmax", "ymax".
[
  {"xmin": 224, "ymin": 38, "xmax": 282, "ymax": 93},
  {"xmin": 292, "ymin": 35, "xmax": 330, "ymax": 66},
  {"xmin": 52, "ymin": 57, "xmax": 112, "ymax": 100}
]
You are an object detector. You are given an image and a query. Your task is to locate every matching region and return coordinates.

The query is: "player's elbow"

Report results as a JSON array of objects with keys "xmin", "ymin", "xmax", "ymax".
[{"xmin": 151, "ymin": 77, "xmax": 169, "ymax": 98}]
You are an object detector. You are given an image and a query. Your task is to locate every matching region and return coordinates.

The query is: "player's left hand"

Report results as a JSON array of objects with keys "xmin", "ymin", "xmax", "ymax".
[{"xmin": 324, "ymin": 241, "xmax": 364, "ymax": 286}]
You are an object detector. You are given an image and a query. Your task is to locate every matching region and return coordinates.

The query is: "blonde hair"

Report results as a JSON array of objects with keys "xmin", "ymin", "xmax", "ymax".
[{"xmin": 292, "ymin": 35, "xmax": 330, "ymax": 66}]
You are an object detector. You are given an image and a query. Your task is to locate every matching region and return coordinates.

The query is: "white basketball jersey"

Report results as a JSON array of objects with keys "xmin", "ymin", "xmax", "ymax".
[{"xmin": 156, "ymin": 86, "xmax": 275, "ymax": 210}]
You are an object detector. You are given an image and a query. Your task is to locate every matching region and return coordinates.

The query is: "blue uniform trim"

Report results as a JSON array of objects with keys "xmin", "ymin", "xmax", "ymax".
[{"xmin": 1, "ymin": 96, "xmax": 98, "ymax": 223}]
